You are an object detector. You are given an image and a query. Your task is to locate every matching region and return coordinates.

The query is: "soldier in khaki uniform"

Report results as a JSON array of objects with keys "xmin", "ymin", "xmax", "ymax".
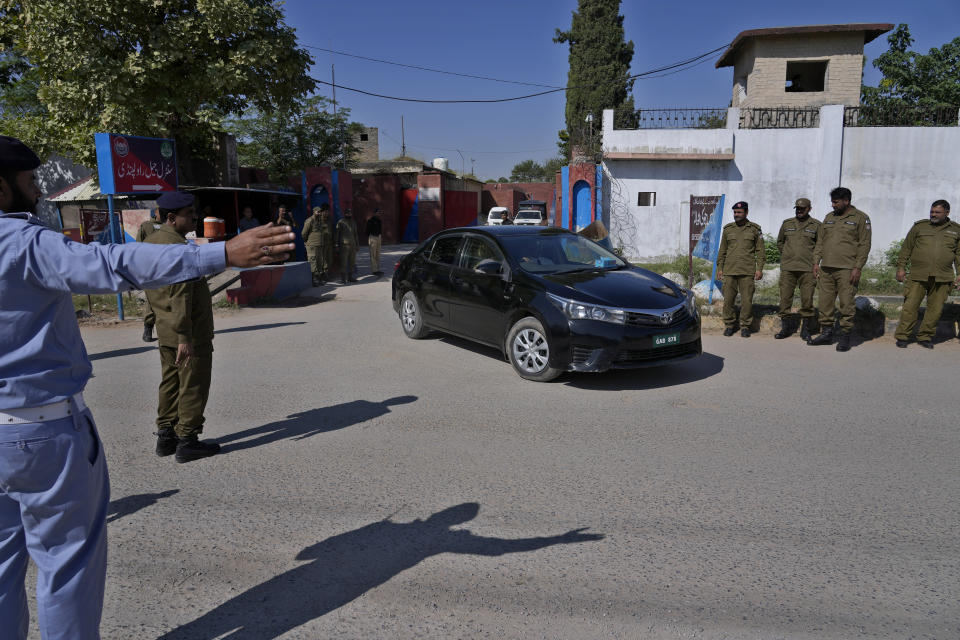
[
  {"xmin": 144, "ymin": 191, "xmax": 221, "ymax": 463},
  {"xmin": 775, "ymin": 197, "xmax": 821, "ymax": 340},
  {"xmin": 302, "ymin": 203, "xmax": 333, "ymax": 285},
  {"xmin": 136, "ymin": 211, "xmax": 164, "ymax": 342},
  {"xmin": 717, "ymin": 201, "xmax": 764, "ymax": 337},
  {"xmin": 894, "ymin": 200, "xmax": 960, "ymax": 349},
  {"xmin": 808, "ymin": 187, "xmax": 872, "ymax": 352},
  {"xmin": 336, "ymin": 207, "xmax": 359, "ymax": 284}
]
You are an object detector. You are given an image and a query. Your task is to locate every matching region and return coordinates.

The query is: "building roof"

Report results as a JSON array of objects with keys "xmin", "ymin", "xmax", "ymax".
[
  {"xmin": 716, "ymin": 23, "xmax": 894, "ymax": 68},
  {"xmin": 47, "ymin": 176, "xmax": 298, "ymax": 203}
]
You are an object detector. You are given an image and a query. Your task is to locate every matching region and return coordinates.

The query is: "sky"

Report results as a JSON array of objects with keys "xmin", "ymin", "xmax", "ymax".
[{"xmin": 280, "ymin": 0, "xmax": 959, "ymax": 181}]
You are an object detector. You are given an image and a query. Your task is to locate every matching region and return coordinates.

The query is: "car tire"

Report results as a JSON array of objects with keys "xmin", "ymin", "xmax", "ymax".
[
  {"xmin": 399, "ymin": 291, "xmax": 429, "ymax": 339},
  {"xmin": 506, "ymin": 317, "xmax": 561, "ymax": 382}
]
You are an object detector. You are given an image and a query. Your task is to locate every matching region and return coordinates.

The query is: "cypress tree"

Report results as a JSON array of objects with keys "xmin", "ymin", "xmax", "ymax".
[{"xmin": 554, "ymin": 0, "xmax": 636, "ymax": 159}]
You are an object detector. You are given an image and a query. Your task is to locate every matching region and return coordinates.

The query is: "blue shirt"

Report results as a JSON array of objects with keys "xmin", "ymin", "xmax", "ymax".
[{"xmin": 0, "ymin": 212, "xmax": 227, "ymax": 410}]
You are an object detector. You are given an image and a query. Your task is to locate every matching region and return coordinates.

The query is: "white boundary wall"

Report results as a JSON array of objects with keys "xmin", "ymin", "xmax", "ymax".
[{"xmin": 602, "ymin": 107, "xmax": 960, "ymax": 262}]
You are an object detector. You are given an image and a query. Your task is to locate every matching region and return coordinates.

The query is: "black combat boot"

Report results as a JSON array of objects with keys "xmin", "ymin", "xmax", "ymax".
[
  {"xmin": 799, "ymin": 317, "xmax": 813, "ymax": 341},
  {"xmin": 155, "ymin": 427, "xmax": 177, "ymax": 457},
  {"xmin": 175, "ymin": 435, "xmax": 221, "ymax": 463},
  {"xmin": 774, "ymin": 316, "xmax": 796, "ymax": 339},
  {"xmin": 835, "ymin": 331, "xmax": 851, "ymax": 352},
  {"xmin": 142, "ymin": 324, "xmax": 156, "ymax": 342},
  {"xmin": 807, "ymin": 326, "xmax": 834, "ymax": 346},
  {"xmin": 722, "ymin": 327, "xmax": 736, "ymax": 337}
]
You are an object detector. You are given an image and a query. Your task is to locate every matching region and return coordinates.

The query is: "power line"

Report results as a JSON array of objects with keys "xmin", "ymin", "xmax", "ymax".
[
  {"xmin": 302, "ymin": 44, "xmax": 564, "ymax": 89},
  {"xmin": 311, "ymin": 44, "xmax": 730, "ymax": 104}
]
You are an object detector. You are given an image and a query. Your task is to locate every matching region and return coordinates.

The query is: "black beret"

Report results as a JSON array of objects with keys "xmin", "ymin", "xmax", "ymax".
[
  {"xmin": 732, "ymin": 200, "xmax": 748, "ymax": 210},
  {"xmin": 156, "ymin": 191, "xmax": 195, "ymax": 210},
  {"xmin": 0, "ymin": 136, "xmax": 41, "ymax": 172}
]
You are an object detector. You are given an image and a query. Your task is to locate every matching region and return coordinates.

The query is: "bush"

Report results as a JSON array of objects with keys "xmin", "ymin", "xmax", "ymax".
[
  {"xmin": 884, "ymin": 239, "xmax": 903, "ymax": 268},
  {"xmin": 763, "ymin": 234, "xmax": 780, "ymax": 264}
]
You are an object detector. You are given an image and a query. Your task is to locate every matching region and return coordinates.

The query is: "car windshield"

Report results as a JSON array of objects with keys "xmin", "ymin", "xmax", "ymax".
[
  {"xmin": 515, "ymin": 212, "xmax": 540, "ymax": 220},
  {"xmin": 489, "ymin": 211, "xmax": 504, "ymax": 219},
  {"xmin": 499, "ymin": 233, "xmax": 626, "ymax": 274}
]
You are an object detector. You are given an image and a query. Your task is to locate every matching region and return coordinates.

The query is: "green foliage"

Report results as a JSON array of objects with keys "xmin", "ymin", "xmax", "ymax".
[
  {"xmin": 0, "ymin": 1, "xmax": 314, "ymax": 173},
  {"xmin": 763, "ymin": 234, "xmax": 780, "ymax": 264},
  {"xmin": 884, "ymin": 239, "xmax": 903, "ymax": 268},
  {"xmin": 509, "ymin": 157, "xmax": 566, "ymax": 182},
  {"xmin": 554, "ymin": 0, "xmax": 636, "ymax": 158},
  {"xmin": 862, "ymin": 24, "xmax": 960, "ymax": 110},
  {"xmin": 224, "ymin": 96, "xmax": 363, "ymax": 182}
]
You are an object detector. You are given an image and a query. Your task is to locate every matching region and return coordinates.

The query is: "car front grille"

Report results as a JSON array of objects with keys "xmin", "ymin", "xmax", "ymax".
[
  {"xmin": 625, "ymin": 306, "xmax": 690, "ymax": 328},
  {"xmin": 613, "ymin": 339, "xmax": 700, "ymax": 365}
]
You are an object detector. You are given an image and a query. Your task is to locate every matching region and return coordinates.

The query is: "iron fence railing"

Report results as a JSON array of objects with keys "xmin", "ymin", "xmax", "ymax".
[
  {"xmin": 633, "ymin": 108, "xmax": 728, "ymax": 129},
  {"xmin": 844, "ymin": 105, "xmax": 959, "ymax": 127},
  {"xmin": 739, "ymin": 107, "xmax": 819, "ymax": 129}
]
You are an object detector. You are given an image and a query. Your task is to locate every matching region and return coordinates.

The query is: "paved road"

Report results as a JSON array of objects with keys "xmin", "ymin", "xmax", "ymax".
[{"xmin": 30, "ymin": 271, "xmax": 960, "ymax": 639}]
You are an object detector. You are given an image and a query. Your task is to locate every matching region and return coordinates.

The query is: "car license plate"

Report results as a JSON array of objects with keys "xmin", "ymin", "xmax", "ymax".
[{"xmin": 652, "ymin": 332, "xmax": 679, "ymax": 348}]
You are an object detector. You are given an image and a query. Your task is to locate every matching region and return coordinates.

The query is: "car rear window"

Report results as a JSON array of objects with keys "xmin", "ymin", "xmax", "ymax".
[{"xmin": 430, "ymin": 236, "xmax": 462, "ymax": 265}]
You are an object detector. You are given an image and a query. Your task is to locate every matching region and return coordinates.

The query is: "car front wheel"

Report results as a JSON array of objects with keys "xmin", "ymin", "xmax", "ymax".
[
  {"xmin": 506, "ymin": 317, "xmax": 561, "ymax": 382},
  {"xmin": 400, "ymin": 291, "xmax": 429, "ymax": 339}
]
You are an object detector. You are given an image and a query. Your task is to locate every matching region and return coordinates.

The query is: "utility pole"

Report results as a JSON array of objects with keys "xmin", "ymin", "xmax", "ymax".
[
  {"xmin": 331, "ymin": 64, "xmax": 337, "ymax": 115},
  {"xmin": 401, "ymin": 115, "xmax": 406, "ymax": 158},
  {"xmin": 470, "ymin": 158, "xmax": 475, "ymax": 176}
]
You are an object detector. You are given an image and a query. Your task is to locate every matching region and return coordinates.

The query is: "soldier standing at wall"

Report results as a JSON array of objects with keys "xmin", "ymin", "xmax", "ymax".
[
  {"xmin": 136, "ymin": 209, "xmax": 164, "ymax": 342},
  {"xmin": 893, "ymin": 200, "xmax": 960, "ymax": 349},
  {"xmin": 302, "ymin": 204, "xmax": 331, "ymax": 285},
  {"xmin": 808, "ymin": 187, "xmax": 872, "ymax": 352},
  {"xmin": 366, "ymin": 208, "xmax": 383, "ymax": 276},
  {"xmin": 717, "ymin": 201, "xmax": 764, "ymax": 337},
  {"xmin": 775, "ymin": 197, "xmax": 821, "ymax": 340},
  {"xmin": 336, "ymin": 207, "xmax": 359, "ymax": 284}
]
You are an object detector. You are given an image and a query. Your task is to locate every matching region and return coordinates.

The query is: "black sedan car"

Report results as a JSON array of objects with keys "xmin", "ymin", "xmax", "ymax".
[{"xmin": 392, "ymin": 226, "xmax": 701, "ymax": 381}]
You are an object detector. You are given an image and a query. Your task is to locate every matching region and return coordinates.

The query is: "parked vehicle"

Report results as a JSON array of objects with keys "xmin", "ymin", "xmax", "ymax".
[
  {"xmin": 392, "ymin": 226, "xmax": 701, "ymax": 381},
  {"xmin": 487, "ymin": 207, "xmax": 509, "ymax": 225},
  {"xmin": 513, "ymin": 209, "xmax": 545, "ymax": 226}
]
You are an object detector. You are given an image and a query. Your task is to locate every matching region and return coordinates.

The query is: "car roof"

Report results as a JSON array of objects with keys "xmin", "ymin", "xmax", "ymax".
[{"xmin": 441, "ymin": 225, "xmax": 573, "ymax": 238}]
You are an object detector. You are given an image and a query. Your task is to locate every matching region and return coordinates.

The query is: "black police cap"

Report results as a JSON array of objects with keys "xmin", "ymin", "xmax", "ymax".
[
  {"xmin": 0, "ymin": 136, "xmax": 41, "ymax": 172},
  {"xmin": 156, "ymin": 191, "xmax": 195, "ymax": 210}
]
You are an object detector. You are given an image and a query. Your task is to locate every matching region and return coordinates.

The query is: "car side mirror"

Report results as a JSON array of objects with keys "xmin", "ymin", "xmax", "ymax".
[{"xmin": 474, "ymin": 260, "xmax": 502, "ymax": 276}]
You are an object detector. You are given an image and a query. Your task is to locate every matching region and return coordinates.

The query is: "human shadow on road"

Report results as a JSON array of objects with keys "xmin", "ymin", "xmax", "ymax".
[
  {"xmin": 156, "ymin": 502, "xmax": 603, "ymax": 640},
  {"xmin": 214, "ymin": 321, "xmax": 307, "ymax": 335},
  {"xmin": 563, "ymin": 352, "xmax": 725, "ymax": 391},
  {"xmin": 215, "ymin": 395, "xmax": 417, "ymax": 454},
  {"xmin": 106, "ymin": 489, "xmax": 179, "ymax": 524},
  {"xmin": 88, "ymin": 345, "xmax": 155, "ymax": 361}
]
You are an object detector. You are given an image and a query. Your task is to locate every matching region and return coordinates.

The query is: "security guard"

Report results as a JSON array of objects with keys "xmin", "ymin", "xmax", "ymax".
[
  {"xmin": 0, "ymin": 135, "xmax": 295, "ymax": 640},
  {"xmin": 302, "ymin": 203, "xmax": 332, "ymax": 285},
  {"xmin": 336, "ymin": 207, "xmax": 359, "ymax": 284},
  {"xmin": 775, "ymin": 197, "xmax": 820, "ymax": 340},
  {"xmin": 717, "ymin": 200, "xmax": 764, "ymax": 337},
  {"xmin": 809, "ymin": 187, "xmax": 872, "ymax": 352},
  {"xmin": 144, "ymin": 191, "xmax": 221, "ymax": 463},
  {"xmin": 136, "ymin": 210, "xmax": 164, "ymax": 342},
  {"xmin": 894, "ymin": 199, "xmax": 960, "ymax": 348}
]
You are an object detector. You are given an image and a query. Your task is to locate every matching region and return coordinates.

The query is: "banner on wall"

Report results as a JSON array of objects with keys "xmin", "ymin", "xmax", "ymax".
[{"xmin": 690, "ymin": 195, "xmax": 724, "ymax": 261}]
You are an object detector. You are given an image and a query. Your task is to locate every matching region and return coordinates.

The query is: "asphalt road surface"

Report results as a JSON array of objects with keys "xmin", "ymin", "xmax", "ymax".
[{"xmin": 28, "ymin": 269, "xmax": 959, "ymax": 639}]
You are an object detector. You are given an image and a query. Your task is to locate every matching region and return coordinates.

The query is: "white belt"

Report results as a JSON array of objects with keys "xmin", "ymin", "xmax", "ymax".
[{"xmin": 0, "ymin": 393, "xmax": 88, "ymax": 425}]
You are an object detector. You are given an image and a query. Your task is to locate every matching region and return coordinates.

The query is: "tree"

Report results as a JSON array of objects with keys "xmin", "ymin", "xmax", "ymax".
[
  {"xmin": 224, "ymin": 96, "xmax": 363, "ymax": 182},
  {"xmin": 0, "ymin": 1, "xmax": 314, "ymax": 180},
  {"xmin": 862, "ymin": 24, "xmax": 960, "ymax": 111},
  {"xmin": 554, "ymin": 0, "xmax": 636, "ymax": 159},
  {"xmin": 509, "ymin": 157, "xmax": 566, "ymax": 182}
]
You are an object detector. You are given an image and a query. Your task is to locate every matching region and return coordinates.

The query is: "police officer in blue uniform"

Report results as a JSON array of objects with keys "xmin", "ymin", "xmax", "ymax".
[{"xmin": 0, "ymin": 136, "xmax": 295, "ymax": 640}]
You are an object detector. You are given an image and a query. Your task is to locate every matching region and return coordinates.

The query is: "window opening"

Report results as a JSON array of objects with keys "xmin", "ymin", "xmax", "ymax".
[{"xmin": 785, "ymin": 61, "xmax": 827, "ymax": 92}]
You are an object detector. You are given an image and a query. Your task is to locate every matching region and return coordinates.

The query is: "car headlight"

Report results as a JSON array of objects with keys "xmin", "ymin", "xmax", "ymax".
[
  {"xmin": 547, "ymin": 293, "xmax": 626, "ymax": 325},
  {"xmin": 684, "ymin": 290, "xmax": 698, "ymax": 318}
]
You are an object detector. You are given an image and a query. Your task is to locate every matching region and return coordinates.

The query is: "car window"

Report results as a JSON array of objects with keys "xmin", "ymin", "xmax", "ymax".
[
  {"xmin": 429, "ymin": 235, "xmax": 462, "ymax": 265},
  {"xmin": 500, "ymin": 233, "xmax": 625, "ymax": 274},
  {"xmin": 460, "ymin": 237, "xmax": 503, "ymax": 270}
]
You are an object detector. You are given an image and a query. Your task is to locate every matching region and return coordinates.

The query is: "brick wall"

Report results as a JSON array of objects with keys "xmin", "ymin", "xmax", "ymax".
[
  {"xmin": 732, "ymin": 33, "xmax": 865, "ymax": 108},
  {"xmin": 352, "ymin": 174, "xmax": 400, "ymax": 245}
]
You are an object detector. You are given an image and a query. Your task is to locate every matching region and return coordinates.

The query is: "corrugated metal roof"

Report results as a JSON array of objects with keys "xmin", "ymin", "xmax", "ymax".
[{"xmin": 48, "ymin": 177, "xmax": 300, "ymax": 203}]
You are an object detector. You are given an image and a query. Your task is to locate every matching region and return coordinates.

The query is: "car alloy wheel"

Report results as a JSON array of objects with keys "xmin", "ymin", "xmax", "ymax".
[
  {"xmin": 400, "ymin": 291, "xmax": 429, "ymax": 339},
  {"xmin": 507, "ymin": 317, "xmax": 561, "ymax": 381}
]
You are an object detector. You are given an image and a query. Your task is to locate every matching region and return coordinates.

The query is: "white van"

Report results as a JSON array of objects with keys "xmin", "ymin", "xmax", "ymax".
[
  {"xmin": 487, "ymin": 207, "xmax": 509, "ymax": 225},
  {"xmin": 513, "ymin": 209, "xmax": 545, "ymax": 226}
]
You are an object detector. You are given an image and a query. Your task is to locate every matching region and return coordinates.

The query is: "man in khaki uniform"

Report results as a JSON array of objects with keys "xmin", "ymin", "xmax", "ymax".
[
  {"xmin": 302, "ymin": 203, "xmax": 333, "ymax": 285},
  {"xmin": 894, "ymin": 200, "xmax": 960, "ymax": 349},
  {"xmin": 808, "ymin": 187, "xmax": 872, "ymax": 352},
  {"xmin": 144, "ymin": 191, "xmax": 220, "ymax": 463},
  {"xmin": 775, "ymin": 197, "xmax": 820, "ymax": 340},
  {"xmin": 136, "ymin": 210, "xmax": 164, "ymax": 342},
  {"xmin": 336, "ymin": 207, "xmax": 359, "ymax": 284},
  {"xmin": 717, "ymin": 201, "xmax": 764, "ymax": 337}
]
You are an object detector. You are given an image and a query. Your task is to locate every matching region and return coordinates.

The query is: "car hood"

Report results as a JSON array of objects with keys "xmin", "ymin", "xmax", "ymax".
[{"xmin": 539, "ymin": 267, "xmax": 684, "ymax": 309}]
